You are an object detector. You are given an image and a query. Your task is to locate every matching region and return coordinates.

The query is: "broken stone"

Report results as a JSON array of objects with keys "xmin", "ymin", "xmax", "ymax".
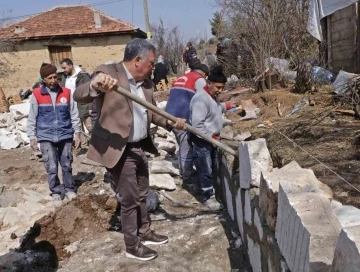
[
  {"xmin": 254, "ymin": 208, "xmax": 263, "ymax": 240},
  {"xmin": 0, "ymin": 112, "xmax": 15, "ymax": 129},
  {"xmin": 240, "ymin": 99, "xmax": 258, "ymax": 121},
  {"xmin": 275, "ymin": 183, "xmax": 341, "ymax": 272},
  {"xmin": 220, "ymin": 126, "xmax": 234, "ymax": 140},
  {"xmin": 0, "ymin": 134, "xmax": 21, "ymax": 150},
  {"xmin": 159, "ymin": 150, "xmax": 168, "ymax": 157},
  {"xmin": 222, "ymin": 115, "xmax": 233, "ymax": 127},
  {"xmin": 157, "ymin": 101, "xmax": 167, "ymax": 110},
  {"xmin": 149, "ymin": 174, "xmax": 176, "ymax": 191},
  {"xmin": 156, "ymin": 127, "xmax": 170, "ymax": 138},
  {"xmin": 333, "ymin": 205, "xmax": 360, "ymax": 229},
  {"xmin": 15, "ymin": 118, "xmax": 27, "ymax": 133},
  {"xmin": 260, "ymin": 161, "xmax": 333, "ymax": 232},
  {"xmin": 65, "ymin": 240, "xmax": 81, "ymax": 254},
  {"xmin": 9, "ymin": 102, "xmax": 30, "ymax": 119},
  {"xmin": 154, "ymin": 138, "xmax": 176, "ymax": 154},
  {"xmin": 201, "ymin": 227, "xmax": 217, "ymax": 236},
  {"xmin": 150, "ymin": 160, "xmax": 179, "ymax": 176},
  {"xmin": 234, "ymin": 131, "xmax": 252, "ymax": 141},
  {"xmin": 150, "ymin": 123, "xmax": 158, "ymax": 137},
  {"xmin": 239, "ymin": 138, "xmax": 273, "ymax": 189}
]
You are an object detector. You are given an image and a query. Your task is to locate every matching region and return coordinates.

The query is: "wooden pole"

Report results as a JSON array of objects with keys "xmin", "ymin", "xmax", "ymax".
[{"xmin": 112, "ymin": 86, "xmax": 238, "ymax": 157}]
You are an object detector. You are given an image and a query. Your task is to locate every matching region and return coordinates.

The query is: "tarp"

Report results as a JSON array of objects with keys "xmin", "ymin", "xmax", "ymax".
[{"xmin": 307, "ymin": 0, "xmax": 358, "ymax": 41}]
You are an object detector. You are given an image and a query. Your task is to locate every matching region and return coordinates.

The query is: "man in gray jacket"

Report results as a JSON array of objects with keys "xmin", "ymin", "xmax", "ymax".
[{"xmin": 189, "ymin": 66, "xmax": 235, "ymax": 210}]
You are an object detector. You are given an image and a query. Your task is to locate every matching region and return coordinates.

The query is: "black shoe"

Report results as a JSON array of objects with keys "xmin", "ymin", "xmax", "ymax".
[
  {"xmin": 140, "ymin": 231, "xmax": 169, "ymax": 245},
  {"xmin": 126, "ymin": 242, "xmax": 158, "ymax": 261}
]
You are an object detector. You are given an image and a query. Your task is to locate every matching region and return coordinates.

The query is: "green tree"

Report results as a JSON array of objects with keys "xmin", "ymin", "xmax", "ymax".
[{"xmin": 209, "ymin": 11, "xmax": 224, "ymax": 37}]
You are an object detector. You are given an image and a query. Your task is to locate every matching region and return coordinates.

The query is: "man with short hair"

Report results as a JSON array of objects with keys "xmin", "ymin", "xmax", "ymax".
[
  {"xmin": 189, "ymin": 66, "xmax": 236, "ymax": 211},
  {"xmin": 165, "ymin": 63, "xmax": 209, "ymax": 185},
  {"xmin": 27, "ymin": 63, "xmax": 81, "ymax": 206},
  {"xmin": 74, "ymin": 38, "xmax": 186, "ymax": 261},
  {"xmin": 59, "ymin": 58, "xmax": 91, "ymax": 144}
]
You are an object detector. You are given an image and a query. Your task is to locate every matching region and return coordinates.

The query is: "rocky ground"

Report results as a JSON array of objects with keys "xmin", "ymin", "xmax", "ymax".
[{"xmin": 0, "ymin": 141, "xmax": 250, "ymax": 271}]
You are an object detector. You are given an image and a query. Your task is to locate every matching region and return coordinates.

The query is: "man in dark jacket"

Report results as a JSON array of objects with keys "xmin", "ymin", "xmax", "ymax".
[
  {"xmin": 186, "ymin": 42, "xmax": 197, "ymax": 64},
  {"xmin": 153, "ymin": 55, "xmax": 168, "ymax": 87},
  {"xmin": 59, "ymin": 58, "xmax": 91, "ymax": 146}
]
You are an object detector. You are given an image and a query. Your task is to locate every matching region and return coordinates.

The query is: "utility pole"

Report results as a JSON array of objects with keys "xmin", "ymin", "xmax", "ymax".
[{"xmin": 143, "ymin": 0, "xmax": 151, "ymax": 39}]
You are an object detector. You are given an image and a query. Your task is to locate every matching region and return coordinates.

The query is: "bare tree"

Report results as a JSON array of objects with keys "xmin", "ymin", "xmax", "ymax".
[
  {"xmin": 150, "ymin": 19, "xmax": 185, "ymax": 75},
  {"xmin": 0, "ymin": 11, "xmax": 18, "ymax": 78},
  {"xmin": 215, "ymin": 0, "xmax": 320, "ymax": 83}
]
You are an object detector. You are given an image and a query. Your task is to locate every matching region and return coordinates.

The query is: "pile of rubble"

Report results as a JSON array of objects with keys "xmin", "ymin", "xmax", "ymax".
[{"xmin": 0, "ymin": 102, "xmax": 30, "ymax": 150}]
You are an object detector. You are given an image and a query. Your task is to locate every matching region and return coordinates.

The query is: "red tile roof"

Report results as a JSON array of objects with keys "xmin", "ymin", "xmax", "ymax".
[{"xmin": 0, "ymin": 5, "xmax": 145, "ymax": 39}]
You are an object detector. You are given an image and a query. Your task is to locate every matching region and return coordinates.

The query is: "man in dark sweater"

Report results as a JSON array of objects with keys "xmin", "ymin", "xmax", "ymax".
[{"xmin": 189, "ymin": 66, "xmax": 235, "ymax": 210}]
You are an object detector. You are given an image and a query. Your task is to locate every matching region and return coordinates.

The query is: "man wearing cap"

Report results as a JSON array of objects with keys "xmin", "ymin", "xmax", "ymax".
[
  {"xmin": 27, "ymin": 63, "xmax": 81, "ymax": 206},
  {"xmin": 165, "ymin": 63, "xmax": 209, "ymax": 186},
  {"xmin": 189, "ymin": 66, "xmax": 236, "ymax": 210}
]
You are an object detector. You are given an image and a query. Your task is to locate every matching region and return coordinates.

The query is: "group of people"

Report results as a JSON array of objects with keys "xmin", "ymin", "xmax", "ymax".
[{"xmin": 26, "ymin": 38, "xmax": 234, "ymax": 261}]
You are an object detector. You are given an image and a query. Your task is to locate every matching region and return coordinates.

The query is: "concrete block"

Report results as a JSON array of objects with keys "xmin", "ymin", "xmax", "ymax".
[
  {"xmin": 247, "ymin": 235, "xmax": 262, "ymax": 272},
  {"xmin": 254, "ymin": 208, "xmax": 263, "ymax": 240},
  {"xmin": 224, "ymin": 173, "xmax": 234, "ymax": 221},
  {"xmin": 276, "ymin": 183, "xmax": 341, "ymax": 272},
  {"xmin": 260, "ymin": 161, "xmax": 333, "ymax": 232},
  {"xmin": 333, "ymin": 205, "xmax": 360, "ymax": 228},
  {"xmin": 244, "ymin": 190, "xmax": 252, "ymax": 225},
  {"xmin": 235, "ymin": 188, "xmax": 244, "ymax": 239},
  {"xmin": 331, "ymin": 226, "xmax": 360, "ymax": 272},
  {"xmin": 239, "ymin": 138, "xmax": 273, "ymax": 189}
]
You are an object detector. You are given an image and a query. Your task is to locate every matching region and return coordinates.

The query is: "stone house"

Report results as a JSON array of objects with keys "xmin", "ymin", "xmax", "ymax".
[{"xmin": 0, "ymin": 5, "xmax": 146, "ymax": 95}]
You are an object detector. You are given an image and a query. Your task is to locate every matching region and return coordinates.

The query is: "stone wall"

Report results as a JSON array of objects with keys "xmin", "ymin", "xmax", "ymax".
[
  {"xmin": 217, "ymin": 138, "xmax": 360, "ymax": 272},
  {"xmin": 0, "ymin": 34, "xmax": 131, "ymax": 96}
]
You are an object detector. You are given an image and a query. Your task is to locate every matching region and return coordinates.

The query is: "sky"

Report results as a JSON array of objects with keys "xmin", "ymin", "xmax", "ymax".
[{"xmin": 1, "ymin": 0, "xmax": 218, "ymax": 40}]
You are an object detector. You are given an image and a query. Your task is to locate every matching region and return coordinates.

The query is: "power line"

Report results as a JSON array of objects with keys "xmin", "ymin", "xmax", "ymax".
[
  {"xmin": 273, "ymin": 127, "xmax": 360, "ymax": 194},
  {"xmin": 1, "ymin": 0, "xmax": 123, "ymax": 22}
]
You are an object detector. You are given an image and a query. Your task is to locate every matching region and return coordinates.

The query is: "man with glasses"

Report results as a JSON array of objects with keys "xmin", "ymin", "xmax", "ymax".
[
  {"xmin": 73, "ymin": 39, "xmax": 186, "ymax": 261},
  {"xmin": 165, "ymin": 63, "xmax": 209, "ymax": 186},
  {"xmin": 27, "ymin": 63, "xmax": 81, "ymax": 206}
]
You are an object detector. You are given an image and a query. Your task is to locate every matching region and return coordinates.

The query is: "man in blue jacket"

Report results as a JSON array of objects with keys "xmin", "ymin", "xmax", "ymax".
[{"xmin": 165, "ymin": 63, "xmax": 209, "ymax": 185}]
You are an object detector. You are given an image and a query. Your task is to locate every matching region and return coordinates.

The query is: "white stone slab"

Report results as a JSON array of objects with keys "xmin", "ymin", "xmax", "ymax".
[
  {"xmin": 150, "ymin": 160, "xmax": 179, "ymax": 176},
  {"xmin": 332, "ymin": 226, "xmax": 360, "ymax": 272},
  {"xmin": 260, "ymin": 161, "xmax": 333, "ymax": 232},
  {"xmin": 248, "ymin": 235, "xmax": 262, "ymax": 272},
  {"xmin": 239, "ymin": 138, "xmax": 273, "ymax": 188},
  {"xmin": 275, "ymin": 183, "xmax": 341, "ymax": 272},
  {"xmin": 149, "ymin": 174, "xmax": 176, "ymax": 191}
]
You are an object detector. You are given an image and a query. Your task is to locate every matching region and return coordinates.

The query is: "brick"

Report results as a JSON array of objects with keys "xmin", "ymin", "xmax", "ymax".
[
  {"xmin": 276, "ymin": 183, "xmax": 341, "ymax": 272},
  {"xmin": 239, "ymin": 138, "xmax": 273, "ymax": 189}
]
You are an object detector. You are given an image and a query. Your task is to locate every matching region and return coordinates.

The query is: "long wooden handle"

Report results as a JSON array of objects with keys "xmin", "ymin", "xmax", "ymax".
[{"xmin": 113, "ymin": 86, "xmax": 238, "ymax": 157}]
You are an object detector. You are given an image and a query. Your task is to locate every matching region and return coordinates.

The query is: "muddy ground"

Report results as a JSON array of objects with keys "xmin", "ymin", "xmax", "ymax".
[
  {"xmin": 156, "ymin": 85, "xmax": 360, "ymax": 208},
  {"xmin": 0, "ymin": 147, "xmax": 250, "ymax": 271}
]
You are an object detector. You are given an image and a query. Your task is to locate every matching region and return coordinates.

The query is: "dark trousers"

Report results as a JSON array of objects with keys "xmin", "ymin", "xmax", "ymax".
[
  {"xmin": 190, "ymin": 135, "xmax": 217, "ymax": 202},
  {"xmin": 39, "ymin": 139, "xmax": 74, "ymax": 195},
  {"xmin": 107, "ymin": 145, "xmax": 151, "ymax": 249}
]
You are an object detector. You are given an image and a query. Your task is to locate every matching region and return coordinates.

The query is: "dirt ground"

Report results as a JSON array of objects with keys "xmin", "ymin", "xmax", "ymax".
[
  {"xmin": 155, "ymin": 85, "xmax": 360, "ymax": 207},
  {"xmin": 221, "ymin": 86, "xmax": 360, "ymax": 208},
  {"xmin": 0, "ymin": 147, "xmax": 251, "ymax": 271}
]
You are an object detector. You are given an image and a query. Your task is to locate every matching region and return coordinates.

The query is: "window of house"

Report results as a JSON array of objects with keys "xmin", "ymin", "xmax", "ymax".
[{"xmin": 48, "ymin": 46, "xmax": 73, "ymax": 68}]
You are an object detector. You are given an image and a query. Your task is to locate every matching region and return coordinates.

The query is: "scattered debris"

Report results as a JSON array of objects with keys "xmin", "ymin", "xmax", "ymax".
[
  {"xmin": 149, "ymin": 174, "xmax": 176, "ymax": 191},
  {"xmin": 240, "ymin": 99, "xmax": 258, "ymax": 121},
  {"xmin": 234, "ymin": 132, "xmax": 252, "ymax": 142},
  {"xmin": 332, "ymin": 109, "xmax": 355, "ymax": 116},
  {"xmin": 201, "ymin": 227, "xmax": 218, "ymax": 236},
  {"xmin": 151, "ymin": 160, "xmax": 180, "ymax": 176}
]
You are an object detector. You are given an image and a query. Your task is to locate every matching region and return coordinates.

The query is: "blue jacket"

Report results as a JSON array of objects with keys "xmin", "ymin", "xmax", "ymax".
[{"xmin": 32, "ymin": 86, "xmax": 74, "ymax": 142}]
